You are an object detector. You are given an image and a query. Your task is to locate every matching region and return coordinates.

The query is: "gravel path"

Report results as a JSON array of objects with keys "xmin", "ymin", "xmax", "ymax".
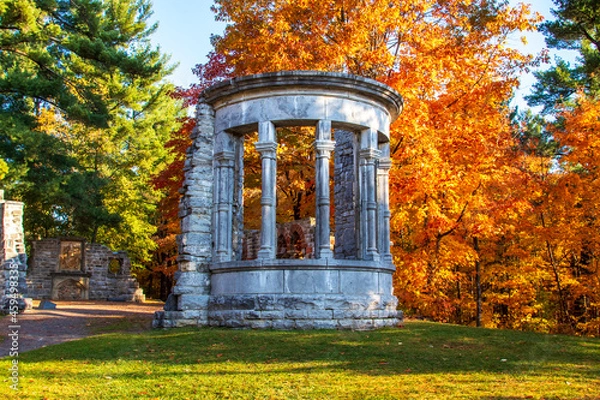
[{"xmin": 0, "ymin": 301, "xmax": 163, "ymax": 357}]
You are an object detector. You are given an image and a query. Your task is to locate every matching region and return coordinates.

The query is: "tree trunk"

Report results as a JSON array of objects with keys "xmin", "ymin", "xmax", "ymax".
[{"xmin": 474, "ymin": 236, "xmax": 482, "ymax": 328}]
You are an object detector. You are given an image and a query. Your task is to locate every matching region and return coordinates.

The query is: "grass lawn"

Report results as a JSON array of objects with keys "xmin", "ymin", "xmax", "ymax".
[{"xmin": 1, "ymin": 321, "xmax": 598, "ymax": 399}]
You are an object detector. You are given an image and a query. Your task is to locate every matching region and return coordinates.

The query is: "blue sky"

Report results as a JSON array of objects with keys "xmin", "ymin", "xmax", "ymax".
[
  {"xmin": 149, "ymin": 0, "xmax": 563, "ymax": 105},
  {"xmin": 150, "ymin": 0, "xmax": 226, "ymax": 88}
]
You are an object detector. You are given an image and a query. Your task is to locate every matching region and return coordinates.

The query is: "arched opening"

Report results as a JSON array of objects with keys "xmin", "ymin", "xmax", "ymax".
[{"xmin": 56, "ymin": 279, "xmax": 86, "ymax": 300}]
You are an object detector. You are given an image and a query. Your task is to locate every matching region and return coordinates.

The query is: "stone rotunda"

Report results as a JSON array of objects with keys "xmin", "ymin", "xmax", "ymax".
[{"xmin": 154, "ymin": 71, "xmax": 403, "ymax": 329}]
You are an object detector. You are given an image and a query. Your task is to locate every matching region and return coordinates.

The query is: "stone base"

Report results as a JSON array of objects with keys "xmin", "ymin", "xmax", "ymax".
[
  {"xmin": 153, "ymin": 260, "xmax": 402, "ymax": 330},
  {"xmin": 153, "ymin": 309, "xmax": 209, "ymax": 328},
  {"xmin": 153, "ymin": 293, "xmax": 402, "ymax": 330},
  {"xmin": 207, "ymin": 294, "xmax": 400, "ymax": 330}
]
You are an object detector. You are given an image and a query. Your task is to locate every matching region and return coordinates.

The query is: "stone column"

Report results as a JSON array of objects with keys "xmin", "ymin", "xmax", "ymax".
[
  {"xmin": 377, "ymin": 143, "xmax": 393, "ymax": 263},
  {"xmin": 0, "ymin": 192, "xmax": 29, "ymax": 310},
  {"xmin": 359, "ymin": 128, "xmax": 381, "ymax": 261},
  {"xmin": 255, "ymin": 121, "xmax": 278, "ymax": 259},
  {"xmin": 315, "ymin": 120, "xmax": 335, "ymax": 259},
  {"xmin": 213, "ymin": 132, "xmax": 235, "ymax": 262}
]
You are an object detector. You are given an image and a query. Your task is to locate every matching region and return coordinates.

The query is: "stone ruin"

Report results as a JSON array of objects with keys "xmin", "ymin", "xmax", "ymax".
[
  {"xmin": 154, "ymin": 71, "xmax": 403, "ymax": 329},
  {"xmin": 26, "ymin": 238, "xmax": 145, "ymax": 302},
  {"xmin": 0, "ymin": 188, "xmax": 145, "ymax": 304}
]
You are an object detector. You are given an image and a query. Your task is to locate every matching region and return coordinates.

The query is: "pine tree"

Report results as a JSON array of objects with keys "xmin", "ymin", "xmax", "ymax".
[{"xmin": 0, "ymin": 0, "xmax": 182, "ymax": 266}]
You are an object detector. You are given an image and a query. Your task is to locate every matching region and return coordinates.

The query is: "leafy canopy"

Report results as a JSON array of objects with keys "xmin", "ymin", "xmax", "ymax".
[{"xmin": 0, "ymin": 0, "xmax": 182, "ymax": 266}]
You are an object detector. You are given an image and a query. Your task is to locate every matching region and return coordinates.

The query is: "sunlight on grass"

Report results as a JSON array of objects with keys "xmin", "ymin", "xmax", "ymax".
[{"xmin": 1, "ymin": 322, "xmax": 598, "ymax": 399}]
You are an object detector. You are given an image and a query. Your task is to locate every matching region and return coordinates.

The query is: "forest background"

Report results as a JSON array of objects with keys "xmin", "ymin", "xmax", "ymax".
[{"xmin": 1, "ymin": 0, "xmax": 598, "ymax": 336}]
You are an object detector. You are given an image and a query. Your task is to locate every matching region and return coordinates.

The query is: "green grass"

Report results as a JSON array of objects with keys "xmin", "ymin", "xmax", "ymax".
[{"xmin": 1, "ymin": 322, "xmax": 599, "ymax": 399}]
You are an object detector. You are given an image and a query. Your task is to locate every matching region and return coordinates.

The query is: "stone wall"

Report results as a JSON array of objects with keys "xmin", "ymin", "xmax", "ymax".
[
  {"xmin": 0, "ymin": 192, "xmax": 28, "ymax": 309},
  {"xmin": 26, "ymin": 238, "xmax": 144, "ymax": 302},
  {"xmin": 334, "ymin": 130, "xmax": 359, "ymax": 259}
]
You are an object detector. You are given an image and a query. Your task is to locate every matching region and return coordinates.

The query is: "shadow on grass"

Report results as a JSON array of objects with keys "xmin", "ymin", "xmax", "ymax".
[
  {"xmin": 17, "ymin": 322, "xmax": 600, "ymax": 379},
  {"xmin": 0, "ymin": 301, "xmax": 163, "ymax": 356}
]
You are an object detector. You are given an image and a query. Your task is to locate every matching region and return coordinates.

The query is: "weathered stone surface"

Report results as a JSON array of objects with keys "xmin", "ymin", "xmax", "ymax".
[
  {"xmin": 210, "ymin": 295, "xmax": 257, "ymax": 311},
  {"xmin": 211, "ymin": 270, "xmax": 285, "ymax": 294},
  {"xmin": 178, "ymin": 294, "xmax": 210, "ymax": 311},
  {"xmin": 284, "ymin": 269, "xmax": 339, "ymax": 294},
  {"xmin": 0, "ymin": 196, "xmax": 28, "ymax": 308},
  {"xmin": 171, "ymin": 271, "xmax": 210, "ymax": 295}
]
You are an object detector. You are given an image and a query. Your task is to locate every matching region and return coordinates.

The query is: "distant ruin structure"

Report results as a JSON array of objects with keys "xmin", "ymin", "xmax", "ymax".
[
  {"xmin": 154, "ymin": 71, "xmax": 403, "ymax": 329},
  {"xmin": 27, "ymin": 238, "xmax": 145, "ymax": 302}
]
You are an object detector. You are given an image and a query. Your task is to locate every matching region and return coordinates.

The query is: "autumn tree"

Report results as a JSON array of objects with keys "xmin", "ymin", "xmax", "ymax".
[
  {"xmin": 520, "ymin": 0, "xmax": 600, "ymax": 334},
  {"xmin": 0, "ymin": 0, "xmax": 182, "ymax": 266},
  {"xmin": 137, "ymin": 86, "xmax": 200, "ymax": 300},
  {"xmin": 195, "ymin": 0, "xmax": 540, "ymax": 323}
]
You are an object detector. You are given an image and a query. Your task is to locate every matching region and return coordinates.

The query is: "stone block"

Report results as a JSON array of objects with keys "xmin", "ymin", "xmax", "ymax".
[
  {"xmin": 306, "ymin": 310, "xmax": 334, "ymax": 320},
  {"xmin": 340, "ymin": 271, "xmax": 379, "ymax": 295},
  {"xmin": 207, "ymin": 310, "xmax": 225, "ymax": 322},
  {"xmin": 248, "ymin": 320, "xmax": 273, "ymax": 329},
  {"xmin": 244, "ymin": 310, "xmax": 261, "ymax": 320},
  {"xmin": 283, "ymin": 296, "xmax": 324, "ymax": 310},
  {"xmin": 324, "ymin": 296, "xmax": 369, "ymax": 311},
  {"xmin": 220, "ymin": 316, "xmax": 246, "ymax": 329},
  {"xmin": 284, "ymin": 270, "xmax": 339, "ymax": 294},
  {"xmin": 182, "ymin": 310, "xmax": 208, "ymax": 320},
  {"xmin": 259, "ymin": 310, "xmax": 284, "ymax": 320},
  {"xmin": 378, "ymin": 273, "xmax": 394, "ymax": 295},
  {"xmin": 210, "ymin": 295, "xmax": 257, "ymax": 310},
  {"xmin": 333, "ymin": 309, "xmax": 370, "ymax": 319},
  {"xmin": 284, "ymin": 309, "xmax": 308, "ymax": 319},
  {"xmin": 180, "ymin": 214, "xmax": 212, "ymax": 234},
  {"xmin": 272, "ymin": 320, "xmax": 296, "ymax": 330},
  {"xmin": 173, "ymin": 319, "xmax": 200, "ymax": 328},
  {"xmin": 312, "ymin": 320, "xmax": 338, "ymax": 330},
  {"xmin": 372, "ymin": 318, "xmax": 398, "ymax": 328},
  {"xmin": 354, "ymin": 319, "xmax": 375, "ymax": 330},
  {"xmin": 178, "ymin": 294, "xmax": 210, "ymax": 310},
  {"xmin": 256, "ymin": 295, "xmax": 286, "ymax": 311},
  {"xmin": 163, "ymin": 311, "xmax": 186, "ymax": 319},
  {"xmin": 294, "ymin": 320, "xmax": 316, "ymax": 330},
  {"xmin": 211, "ymin": 270, "xmax": 284, "ymax": 294},
  {"xmin": 172, "ymin": 272, "xmax": 210, "ymax": 295}
]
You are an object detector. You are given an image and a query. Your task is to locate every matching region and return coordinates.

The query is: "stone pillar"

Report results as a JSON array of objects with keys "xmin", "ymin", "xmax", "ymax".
[
  {"xmin": 359, "ymin": 128, "xmax": 381, "ymax": 261},
  {"xmin": 315, "ymin": 120, "xmax": 335, "ymax": 259},
  {"xmin": 0, "ymin": 191, "xmax": 29, "ymax": 310},
  {"xmin": 153, "ymin": 100, "xmax": 215, "ymax": 328},
  {"xmin": 213, "ymin": 132, "xmax": 235, "ymax": 262},
  {"xmin": 255, "ymin": 121, "xmax": 278, "ymax": 259},
  {"xmin": 377, "ymin": 143, "xmax": 393, "ymax": 263},
  {"xmin": 232, "ymin": 135, "xmax": 245, "ymax": 261}
]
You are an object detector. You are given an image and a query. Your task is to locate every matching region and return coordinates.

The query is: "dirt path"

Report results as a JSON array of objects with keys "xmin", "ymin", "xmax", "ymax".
[{"xmin": 0, "ymin": 301, "xmax": 163, "ymax": 357}]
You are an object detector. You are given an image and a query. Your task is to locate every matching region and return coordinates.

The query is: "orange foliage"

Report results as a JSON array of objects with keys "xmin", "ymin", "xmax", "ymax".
[
  {"xmin": 140, "ymin": 89, "xmax": 195, "ymax": 300},
  {"xmin": 177, "ymin": 0, "xmax": 600, "ymax": 335},
  {"xmin": 199, "ymin": 0, "xmax": 541, "ymax": 325}
]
